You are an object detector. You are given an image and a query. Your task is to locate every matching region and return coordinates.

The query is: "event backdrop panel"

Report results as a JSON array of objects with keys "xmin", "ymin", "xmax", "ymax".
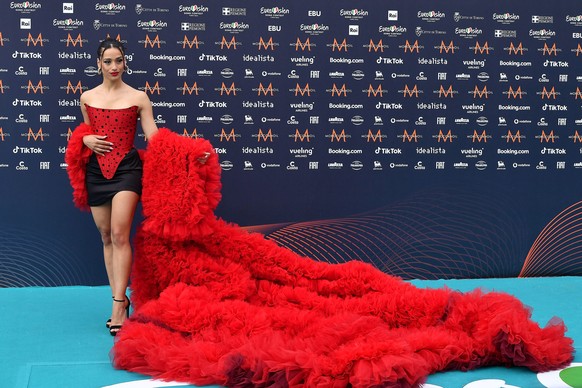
[{"xmin": 1, "ymin": 0, "xmax": 582, "ymax": 286}]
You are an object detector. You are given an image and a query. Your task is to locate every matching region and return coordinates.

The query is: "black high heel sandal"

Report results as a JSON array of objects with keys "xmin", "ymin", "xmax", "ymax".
[{"xmin": 109, "ymin": 295, "xmax": 131, "ymax": 336}]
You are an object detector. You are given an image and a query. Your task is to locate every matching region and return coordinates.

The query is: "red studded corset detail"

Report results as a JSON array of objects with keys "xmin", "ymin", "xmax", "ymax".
[{"xmin": 85, "ymin": 104, "xmax": 139, "ymax": 179}]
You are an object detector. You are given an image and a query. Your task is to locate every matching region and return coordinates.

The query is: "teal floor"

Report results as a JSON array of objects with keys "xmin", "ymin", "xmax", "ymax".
[{"xmin": 1, "ymin": 277, "xmax": 580, "ymax": 388}]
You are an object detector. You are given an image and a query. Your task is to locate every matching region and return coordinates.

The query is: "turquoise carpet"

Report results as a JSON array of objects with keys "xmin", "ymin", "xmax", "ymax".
[{"xmin": 1, "ymin": 277, "xmax": 580, "ymax": 388}]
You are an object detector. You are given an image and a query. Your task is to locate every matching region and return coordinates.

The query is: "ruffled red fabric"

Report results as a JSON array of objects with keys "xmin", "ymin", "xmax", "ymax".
[
  {"xmin": 111, "ymin": 130, "xmax": 574, "ymax": 387},
  {"xmin": 65, "ymin": 122, "xmax": 94, "ymax": 211}
]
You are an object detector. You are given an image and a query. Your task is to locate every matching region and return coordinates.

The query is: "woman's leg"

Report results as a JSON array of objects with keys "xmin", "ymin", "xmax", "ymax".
[
  {"xmin": 109, "ymin": 191, "xmax": 140, "ymax": 331},
  {"xmin": 90, "ymin": 202, "xmax": 114, "ymax": 299}
]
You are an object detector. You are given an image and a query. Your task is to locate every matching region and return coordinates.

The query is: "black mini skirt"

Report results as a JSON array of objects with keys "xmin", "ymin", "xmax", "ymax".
[{"xmin": 85, "ymin": 148, "xmax": 142, "ymax": 207}]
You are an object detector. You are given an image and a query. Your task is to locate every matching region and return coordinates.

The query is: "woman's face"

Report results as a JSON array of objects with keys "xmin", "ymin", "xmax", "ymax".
[{"xmin": 99, "ymin": 47, "xmax": 124, "ymax": 79}]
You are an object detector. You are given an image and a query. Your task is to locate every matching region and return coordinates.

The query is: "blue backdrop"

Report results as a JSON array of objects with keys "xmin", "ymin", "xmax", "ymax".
[{"xmin": 2, "ymin": 0, "xmax": 582, "ymax": 286}]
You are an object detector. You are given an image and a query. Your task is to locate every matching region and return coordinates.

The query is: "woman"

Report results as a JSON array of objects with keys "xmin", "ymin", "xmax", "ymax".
[{"xmin": 73, "ymin": 38, "xmax": 158, "ymax": 336}]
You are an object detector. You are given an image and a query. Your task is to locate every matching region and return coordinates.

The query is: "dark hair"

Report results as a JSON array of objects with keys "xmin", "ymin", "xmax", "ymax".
[{"xmin": 97, "ymin": 38, "xmax": 126, "ymax": 60}]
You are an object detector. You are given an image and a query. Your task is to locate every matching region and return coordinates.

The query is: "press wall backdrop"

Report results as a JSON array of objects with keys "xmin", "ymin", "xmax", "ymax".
[{"xmin": 2, "ymin": 0, "xmax": 582, "ymax": 286}]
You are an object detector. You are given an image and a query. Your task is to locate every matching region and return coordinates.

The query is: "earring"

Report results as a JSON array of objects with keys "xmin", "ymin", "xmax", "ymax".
[{"xmin": 98, "ymin": 67, "xmax": 102, "ymax": 75}]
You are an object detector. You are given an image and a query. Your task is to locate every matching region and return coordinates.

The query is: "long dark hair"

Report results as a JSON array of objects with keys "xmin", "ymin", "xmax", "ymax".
[{"xmin": 96, "ymin": 38, "xmax": 127, "ymax": 69}]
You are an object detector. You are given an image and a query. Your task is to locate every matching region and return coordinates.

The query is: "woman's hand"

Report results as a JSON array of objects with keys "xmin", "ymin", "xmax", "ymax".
[
  {"xmin": 83, "ymin": 134, "xmax": 113, "ymax": 156},
  {"xmin": 198, "ymin": 152, "xmax": 211, "ymax": 164}
]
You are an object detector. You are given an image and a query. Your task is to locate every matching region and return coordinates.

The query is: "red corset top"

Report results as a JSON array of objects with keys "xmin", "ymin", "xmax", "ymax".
[{"xmin": 85, "ymin": 104, "xmax": 139, "ymax": 179}]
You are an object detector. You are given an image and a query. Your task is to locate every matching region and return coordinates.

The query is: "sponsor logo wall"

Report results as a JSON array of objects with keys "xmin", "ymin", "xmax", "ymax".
[{"xmin": 1, "ymin": 1, "xmax": 582, "ymax": 286}]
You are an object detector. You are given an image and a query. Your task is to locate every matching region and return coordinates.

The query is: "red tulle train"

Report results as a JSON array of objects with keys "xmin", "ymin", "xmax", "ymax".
[{"xmin": 103, "ymin": 129, "xmax": 573, "ymax": 387}]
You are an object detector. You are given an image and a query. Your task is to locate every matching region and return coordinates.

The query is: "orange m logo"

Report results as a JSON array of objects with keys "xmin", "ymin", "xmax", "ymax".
[
  {"xmin": 220, "ymin": 129, "xmax": 236, "ymax": 142},
  {"xmin": 182, "ymin": 82, "xmax": 199, "ymax": 95},
  {"xmin": 508, "ymin": 42, "xmax": 524, "ymax": 55},
  {"xmin": 258, "ymin": 37, "xmax": 275, "ymax": 50},
  {"xmin": 403, "ymin": 84, "xmax": 419, "ymax": 97},
  {"xmin": 438, "ymin": 85, "xmax": 454, "ymax": 98},
  {"xmin": 402, "ymin": 129, "xmax": 418, "ymax": 142},
  {"xmin": 506, "ymin": 130, "xmax": 521, "ymax": 143},
  {"xmin": 331, "ymin": 84, "xmax": 347, "ymax": 96},
  {"xmin": 404, "ymin": 39, "xmax": 420, "ymax": 53},
  {"xmin": 28, "ymin": 128, "xmax": 45, "ymax": 141},
  {"xmin": 295, "ymin": 37, "xmax": 311, "ymax": 51},
  {"xmin": 474, "ymin": 41, "xmax": 490, "ymax": 54},
  {"xmin": 541, "ymin": 86, "xmax": 557, "ymax": 99},
  {"xmin": 0, "ymin": 128, "xmax": 5, "ymax": 141},
  {"xmin": 331, "ymin": 38, "xmax": 348, "ymax": 51},
  {"xmin": 220, "ymin": 36, "xmax": 237, "ymax": 49},
  {"xmin": 0, "ymin": 32, "xmax": 3, "ymax": 47},
  {"xmin": 437, "ymin": 130, "xmax": 453, "ymax": 142},
  {"xmin": 257, "ymin": 82, "xmax": 274, "ymax": 96},
  {"xmin": 367, "ymin": 129, "xmax": 382, "ymax": 142},
  {"xmin": 182, "ymin": 129, "xmax": 199, "ymax": 138},
  {"xmin": 369, "ymin": 38, "xmax": 384, "ymax": 52},
  {"xmin": 144, "ymin": 81, "xmax": 161, "ymax": 95},
  {"xmin": 507, "ymin": 86, "xmax": 523, "ymax": 99},
  {"xmin": 473, "ymin": 85, "xmax": 488, "ymax": 98},
  {"xmin": 144, "ymin": 34, "xmax": 161, "ymax": 48},
  {"xmin": 182, "ymin": 35, "xmax": 200, "ymax": 49},
  {"xmin": 257, "ymin": 129, "xmax": 273, "ymax": 142},
  {"xmin": 542, "ymin": 42, "xmax": 557, "ymax": 56},
  {"xmin": 330, "ymin": 129, "xmax": 347, "ymax": 142},
  {"xmin": 439, "ymin": 40, "xmax": 455, "ymax": 54},
  {"xmin": 472, "ymin": 130, "xmax": 487, "ymax": 143},
  {"xmin": 66, "ymin": 33, "xmax": 83, "ymax": 47},
  {"xmin": 0, "ymin": 80, "xmax": 4, "ymax": 94},
  {"xmin": 27, "ymin": 33, "xmax": 43, "ymax": 46},
  {"xmin": 367, "ymin": 84, "xmax": 383, "ymax": 97},
  {"xmin": 295, "ymin": 83, "xmax": 310, "ymax": 96},
  {"xmin": 27, "ymin": 80, "xmax": 43, "ymax": 94},
  {"xmin": 540, "ymin": 130, "xmax": 555, "ymax": 143},
  {"xmin": 576, "ymin": 43, "xmax": 582, "ymax": 56},
  {"xmin": 220, "ymin": 82, "xmax": 236, "ymax": 96},
  {"xmin": 294, "ymin": 129, "xmax": 310, "ymax": 142},
  {"xmin": 66, "ymin": 80, "xmax": 83, "ymax": 94},
  {"xmin": 575, "ymin": 87, "xmax": 582, "ymax": 99},
  {"xmin": 573, "ymin": 131, "xmax": 582, "ymax": 143}
]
